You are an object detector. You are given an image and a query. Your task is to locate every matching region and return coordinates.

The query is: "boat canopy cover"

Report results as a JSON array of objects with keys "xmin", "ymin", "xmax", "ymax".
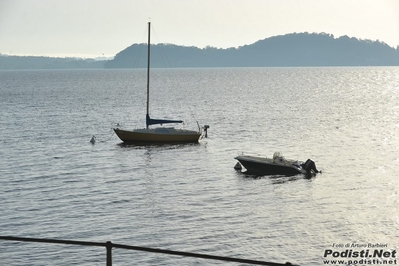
[{"xmin": 146, "ymin": 114, "xmax": 183, "ymax": 127}]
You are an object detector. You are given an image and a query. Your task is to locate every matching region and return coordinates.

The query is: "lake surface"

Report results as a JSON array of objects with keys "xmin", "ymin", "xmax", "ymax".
[{"xmin": 1, "ymin": 67, "xmax": 399, "ymax": 265}]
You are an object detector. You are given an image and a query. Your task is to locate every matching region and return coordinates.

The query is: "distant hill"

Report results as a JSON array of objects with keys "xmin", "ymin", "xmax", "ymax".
[
  {"xmin": 105, "ymin": 33, "xmax": 399, "ymax": 68},
  {"xmin": 0, "ymin": 55, "xmax": 105, "ymax": 70},
  {"xmin": 1, "ymin": 32, "xmax": 399, "ymax": 70}
]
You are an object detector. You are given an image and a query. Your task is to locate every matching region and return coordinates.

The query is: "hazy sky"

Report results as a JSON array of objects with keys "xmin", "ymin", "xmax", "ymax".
[{"xmin": 1, "ymin": 0, "xmax": 399, "ymax": 58}]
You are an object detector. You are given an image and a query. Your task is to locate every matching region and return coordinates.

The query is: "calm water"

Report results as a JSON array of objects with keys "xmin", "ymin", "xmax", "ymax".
[{"xmin": 1, "ymin": 67, "xmax": 399, "ymax": 265}]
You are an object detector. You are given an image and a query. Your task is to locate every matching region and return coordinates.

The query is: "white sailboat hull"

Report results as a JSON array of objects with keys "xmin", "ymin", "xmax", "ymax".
[{"xmin": 114, "ymin": 127, "xmax": 201, "ymax": 143}]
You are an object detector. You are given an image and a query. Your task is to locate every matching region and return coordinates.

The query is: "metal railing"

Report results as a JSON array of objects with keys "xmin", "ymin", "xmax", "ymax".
[{"xmin": 0, "ymin": 236, "xmax": 297, "ymax": 265}]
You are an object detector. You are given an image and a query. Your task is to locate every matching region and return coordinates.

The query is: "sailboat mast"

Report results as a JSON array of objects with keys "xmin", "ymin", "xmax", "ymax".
[{"xmin": 146, "ymin": 22, "xmax": 151, "ymax": 129}]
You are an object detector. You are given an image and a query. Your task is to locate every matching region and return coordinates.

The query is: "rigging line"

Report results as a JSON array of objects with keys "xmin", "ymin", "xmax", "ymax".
[
  {"xmin": 158, "ymin": 43, "xmax": 173, "ymax": 68},
  {"xmin": 90, "ymin": 130, "xmax": 115, "ymax": 144},
  {"xmin": 132, "ymin": 24, "xmax": 149, "ymax": 69},
  {"xmin": 151, "ymin": 26, "xmax": 172, "ymax": 68},
  {"xmin": 151, "ymin": 25, "xmax": 196, "ymax": 126},
  {"xmin": 133, "ymin": 43, "xmax": 144, "ymax": 69}
]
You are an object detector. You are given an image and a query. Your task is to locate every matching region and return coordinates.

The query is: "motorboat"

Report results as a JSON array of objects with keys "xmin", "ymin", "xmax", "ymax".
[{"xmin": 234, "ymin": 152, "xmax": 320, "ymax": 175}]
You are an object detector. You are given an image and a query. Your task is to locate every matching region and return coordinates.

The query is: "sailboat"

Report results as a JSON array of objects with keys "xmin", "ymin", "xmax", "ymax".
[{"xmin": 113, "ymin": 22, "xmax": 206, "ymax": 144}]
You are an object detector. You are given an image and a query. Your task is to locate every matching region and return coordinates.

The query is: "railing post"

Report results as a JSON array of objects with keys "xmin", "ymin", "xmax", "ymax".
[{"xmin": 106, "ymin": 241, "xmax": 112, "ymax": 266}]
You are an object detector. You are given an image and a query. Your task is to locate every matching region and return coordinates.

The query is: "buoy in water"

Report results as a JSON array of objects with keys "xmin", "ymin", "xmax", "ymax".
[{"xmin": 234, "ymin": 162, "xmax": 242, "ymax": 170}]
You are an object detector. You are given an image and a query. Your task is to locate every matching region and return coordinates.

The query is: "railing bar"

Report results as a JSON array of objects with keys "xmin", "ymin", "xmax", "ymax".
[
  {"xmin": 113, "ymin": 243, "xmax": 293, "ymax": 265},
  {"xmin": 0, "ymin": 236, "xmax": 105, "ymax": 247},
  {"xmin": 0, "ymin": 236, "xmax": 297, "ymax": 266}
]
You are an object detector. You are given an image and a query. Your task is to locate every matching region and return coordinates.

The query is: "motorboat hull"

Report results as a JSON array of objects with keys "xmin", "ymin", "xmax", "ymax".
[
  {"xmin": 235, "ymin": 156, "xmax": 303, "ymax": 175},
  {"xmin": 235, "ymin": 153, "xmax": 319, "ymax": 175}
]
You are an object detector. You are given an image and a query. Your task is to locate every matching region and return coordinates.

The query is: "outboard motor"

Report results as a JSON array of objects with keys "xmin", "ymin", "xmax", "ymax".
[
  {"xmin": 303, "ymin": 159, "xmax": 319, "ymax": 174},
  {"xmin": 203, "ymin": 125, "xmax": 210, "ymax": 138}
]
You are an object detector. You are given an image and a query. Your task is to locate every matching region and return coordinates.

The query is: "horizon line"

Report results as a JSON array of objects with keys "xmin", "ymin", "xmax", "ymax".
[{"xmin": 1, "ymin": 32, "xmax": 398, "ymax": 59}]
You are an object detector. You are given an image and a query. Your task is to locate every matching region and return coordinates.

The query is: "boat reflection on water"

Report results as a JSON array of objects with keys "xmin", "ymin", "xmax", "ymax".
[
  {"xmin": 117, "ymin": 141, "xmax": 201, "ymax": 149},
  {"xmin": 236, "ymin": 171, "xmax": 317, "ymax": 185}
]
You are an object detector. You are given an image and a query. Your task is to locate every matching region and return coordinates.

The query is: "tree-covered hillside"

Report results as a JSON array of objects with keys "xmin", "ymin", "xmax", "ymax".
[{"xmin": 105, "ymin": 32, "xmax": 399, "ymax": 68}]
